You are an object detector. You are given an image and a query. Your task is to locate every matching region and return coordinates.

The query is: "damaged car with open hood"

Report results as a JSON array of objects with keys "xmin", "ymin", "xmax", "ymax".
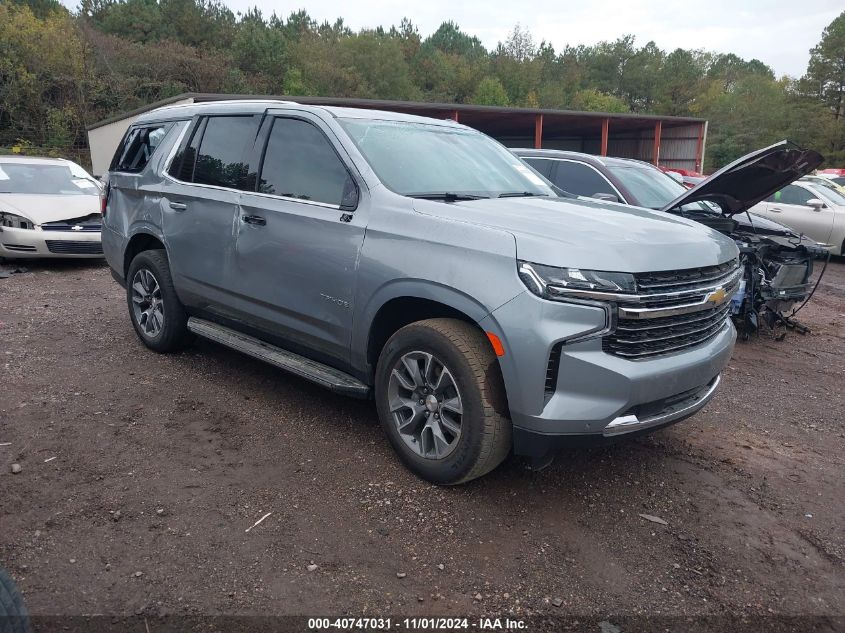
[
  {"xmin": 515, "ymin": 141, "xmax": 827, "ymax": 336},
  {"xmin": 0, "ymin": 156, "xmax": 104, "ymax": 260}
]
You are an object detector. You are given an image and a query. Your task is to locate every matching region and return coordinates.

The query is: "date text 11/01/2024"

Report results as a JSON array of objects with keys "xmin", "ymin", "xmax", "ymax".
[{"xmin": 307, "ymin": 617, "xmax": 527, "ymax": 630}]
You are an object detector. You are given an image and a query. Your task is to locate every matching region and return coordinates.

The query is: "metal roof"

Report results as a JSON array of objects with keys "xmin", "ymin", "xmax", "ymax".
[{"xmin": 88, "ymin": 92, "xmax": 705, "ymax": 132}]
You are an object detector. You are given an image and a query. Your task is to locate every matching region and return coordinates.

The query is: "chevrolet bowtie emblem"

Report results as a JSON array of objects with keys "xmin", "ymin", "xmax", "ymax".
[
  {"xmin": 706, "ymin": 287, "xmax": 727, "ymax": 305},
  {"xmin": 71, "ymin": 225, "xmax": 83, "ymax": 231}
]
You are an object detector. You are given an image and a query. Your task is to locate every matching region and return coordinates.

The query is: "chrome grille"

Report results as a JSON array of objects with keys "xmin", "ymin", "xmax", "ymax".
[{"xmin": 604, "ymin": 260, "xmax": 740, "ymax": 359}]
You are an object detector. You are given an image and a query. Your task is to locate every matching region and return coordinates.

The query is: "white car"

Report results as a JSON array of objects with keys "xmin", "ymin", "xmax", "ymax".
[
  {"xmin": 750, "ymin": 180, "xmax": 845, "ymax": 255},
  {"xmin": 0, "ymin": 156, "xmax": 103, "ymax": 259}
]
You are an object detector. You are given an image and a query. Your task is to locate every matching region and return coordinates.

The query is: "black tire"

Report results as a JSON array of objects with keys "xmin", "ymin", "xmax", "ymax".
[
  {"xmin": 375, "ymin": 318, "xmax": 512, "ymax": 484},
  {"xmin": 0, "ymin": 567, "xmax": 30, "ymax": 633},
  {"xmin": 126, "ymin": 249, "xmax": 193, "ymax": 353}
]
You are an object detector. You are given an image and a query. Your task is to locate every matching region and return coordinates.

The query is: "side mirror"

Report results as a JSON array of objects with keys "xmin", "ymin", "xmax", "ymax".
[
  {"xmin": 807, "ymin": 198, "xmax": 825, "ymax": 211},
  {"xmin": 592, "ymin": 192, "xmax": 619, "ymax": 203}
]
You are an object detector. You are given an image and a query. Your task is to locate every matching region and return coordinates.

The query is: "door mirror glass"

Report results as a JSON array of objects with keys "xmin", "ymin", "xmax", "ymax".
[
  {"xmin": 807, "ymin": 198, "xmax": 825, "ymax": 209},
  {"xmin": 591, "ymin": 192, "xmax": 619, "ymax": 203}
]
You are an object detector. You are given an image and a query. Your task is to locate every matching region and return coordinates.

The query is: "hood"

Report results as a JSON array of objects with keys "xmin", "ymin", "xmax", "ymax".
[
  {"xmin": 0, "ymin": 194, "xmax": 101, "ymax": 225},
  {"xmin": 661, "ymin": 141, "xmax": 823, "ymax": 216},
  {"xmin": 413, "ymin": 196, "xmax": 738, "ymax": 273}
]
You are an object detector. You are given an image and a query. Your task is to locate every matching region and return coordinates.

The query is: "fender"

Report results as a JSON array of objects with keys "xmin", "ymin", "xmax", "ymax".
[{"xmin": 350, "ymin": 278, "xmax": 521, "ymax": 376}]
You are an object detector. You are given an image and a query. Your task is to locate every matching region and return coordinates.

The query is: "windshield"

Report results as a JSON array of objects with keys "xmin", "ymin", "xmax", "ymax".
[
  {"xmin": 0, "ymin": 162, "xmax": 100, "ymax": 195},
  {"xmin": 607, "ymin": 164, "xmax": 713, "ymax": 213},
  {"xmin": 339, "ymin": 119, "xmax": 555, "ymax": 198},
  {"xmin": 810, "ymin": 183, "xmax": 845, "ymax": 206}
]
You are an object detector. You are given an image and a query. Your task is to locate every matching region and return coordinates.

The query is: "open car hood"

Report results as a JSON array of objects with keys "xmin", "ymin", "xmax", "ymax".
[{"xmin": 661, "ymin": 141, "xmax": 823, "ymax": 216}]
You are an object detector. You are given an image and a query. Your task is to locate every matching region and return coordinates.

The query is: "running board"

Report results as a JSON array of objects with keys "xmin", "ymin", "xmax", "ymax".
[{"xmin": 187, "ymin": 317, "xmax": 370, "ymax": 398}]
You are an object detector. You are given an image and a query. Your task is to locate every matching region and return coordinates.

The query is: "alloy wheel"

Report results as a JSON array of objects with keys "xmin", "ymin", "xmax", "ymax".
[
  {"xmin": 131, "ymin": 268, "xmax": 165, "ymax": 338},
  {"xmin": 387, "ymin": 351, "xmax": 464, "ymax": 460}
]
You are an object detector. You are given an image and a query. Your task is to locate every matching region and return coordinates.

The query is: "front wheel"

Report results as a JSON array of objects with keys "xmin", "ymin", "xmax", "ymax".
[{"xmin": 375, "ymin": 318, "xmax": 512, "ymax": 484}]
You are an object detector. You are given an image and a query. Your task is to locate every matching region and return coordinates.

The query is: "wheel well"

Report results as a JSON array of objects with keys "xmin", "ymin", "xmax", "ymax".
[
  {"xmin": 124, "ymin": 234, "xmax": 165, "ymax": 277},
  {"xmin": 367, "ymin": 297, "xmax": 477, "ymax": 366}
]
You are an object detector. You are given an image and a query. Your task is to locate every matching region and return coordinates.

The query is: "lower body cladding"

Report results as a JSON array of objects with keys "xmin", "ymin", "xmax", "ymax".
[
  {"xmin": 480, "ymin": 290, "xmax": 736, "ymax": 464},
  {"xmin": 0, "ymin": 226, "xmax": 103, "ymax": 259}
]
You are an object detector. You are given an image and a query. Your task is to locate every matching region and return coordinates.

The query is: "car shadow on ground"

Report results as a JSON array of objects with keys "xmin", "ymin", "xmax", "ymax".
[
  {"xmin": 170, "ymin": 334, "xmax": 674, "ymax": 495},
  {"xmin": 0, "ymin": 258, "xmax": 107, "ymax": 276}
]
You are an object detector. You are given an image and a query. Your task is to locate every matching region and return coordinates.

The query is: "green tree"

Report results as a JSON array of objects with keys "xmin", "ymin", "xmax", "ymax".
[
  {"xmin": 802, "ymin": 10, "xmax": 845, "ymax": 119},
  {"xmin": 569, "ymin": 89, "xmax": 628, "ymax": 113},
  {"xmin": 472, "ymin": 77, "xmax": 509, "ymax": 106}
]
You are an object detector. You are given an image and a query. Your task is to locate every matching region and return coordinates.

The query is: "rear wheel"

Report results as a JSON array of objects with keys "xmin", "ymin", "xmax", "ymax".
[
  {"xmin": 375, "ymin": 318, "xmax": 511, "ymax": 484},
  {"xmin": 126, "ymin": 250, "xmax": 193, "ymax": 352}
]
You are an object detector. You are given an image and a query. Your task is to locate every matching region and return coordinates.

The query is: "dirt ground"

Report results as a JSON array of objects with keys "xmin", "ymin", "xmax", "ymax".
[{"xmin": 1, "ymin": 257, "xmax": 843, "ymax": 628}]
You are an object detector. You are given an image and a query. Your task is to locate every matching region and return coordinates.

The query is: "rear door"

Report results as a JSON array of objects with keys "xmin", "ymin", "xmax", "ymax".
[
  {"xmin": 162, "ymin": 114, "xmax": 260, "ymax": 308},
  {"xmin": 766, "ymin": 184, "xmax": 835, "ymax": 245},
  {"xmin": 232, "ymin": 112, "xmax": 365, "ymax": 364}
]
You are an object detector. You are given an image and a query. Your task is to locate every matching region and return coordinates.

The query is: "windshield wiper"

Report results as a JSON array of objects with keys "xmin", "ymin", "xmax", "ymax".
[
  {"xmin": 408, "ymin": 192, "xmax": 489, "ymax": 202},
  {"xmin": 497, "ymin": 191, "xmax": 548, "ymax": 198}
]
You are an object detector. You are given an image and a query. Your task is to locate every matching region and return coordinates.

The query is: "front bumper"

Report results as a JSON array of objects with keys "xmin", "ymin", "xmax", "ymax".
[
  {"xmin": 480, "ymin": 291, "xmax": 736, "ymax": 459},
  {"xmin": 0, "ymin": 226, "xmax": 103, "ymax": 259}
]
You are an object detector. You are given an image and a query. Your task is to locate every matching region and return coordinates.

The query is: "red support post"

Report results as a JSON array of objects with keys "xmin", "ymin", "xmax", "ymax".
[
  {"xmin": 451, "ymin": 110, "xmax": 459, "ymax": 122},
  {"xmin": 694, "ymin": 122, "xmax": 704, "ymax": 173},
  {"xmin": 534, "ymin": 114, "xmax": 543, "ymax": 149},
  {"xmin": 653, "ymin": 121, "xmax": 662, "ymax": 167},
  {"xmin": 600, "ymin": 118, "xmax": 609, "ymax": 156}
]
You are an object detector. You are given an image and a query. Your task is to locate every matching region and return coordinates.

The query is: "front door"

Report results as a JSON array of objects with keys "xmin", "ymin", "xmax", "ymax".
[
  {"xmin": 232, "ymin": 113, "xmax": 365, "ymax": 365},
  {"xmin": 765, "ymin": 184, "xmax": 835, "ymax": 246}
]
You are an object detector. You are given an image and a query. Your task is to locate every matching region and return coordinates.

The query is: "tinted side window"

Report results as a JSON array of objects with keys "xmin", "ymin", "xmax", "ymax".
[
  {"xmin": 112, "ymin": 125, "xmax": 166, "ymax": 173},
  {"xmin": 193, "ymin": 116, "xmax": 258, "ymax": 190},
  {"xmin": 258, "ymin": 118, "xmax": 351, "ymax": 206},
  {"xmin": 552, "ymin": 161, "xmax": 615, "ymax": 197},
  {"xmin": 774, "ymin": 185, "xmax": 813, "ymax": 206},
  {"xmin": 523, "ymin": 158, "xmax": 554, "ymax": 179},
  {"xmin": 168, "ymin": 118, "xmax": 205, "ymax": 182}
]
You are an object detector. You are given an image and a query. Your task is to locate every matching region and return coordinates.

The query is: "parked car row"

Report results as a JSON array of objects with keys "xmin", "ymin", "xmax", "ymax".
[
  {"xmin": 514, "ymin": 146, "xmax": 827, "ymax": 335},
  {"xmin": 0, "ymin": 156, "xmax": 103, "ymax": 259}
]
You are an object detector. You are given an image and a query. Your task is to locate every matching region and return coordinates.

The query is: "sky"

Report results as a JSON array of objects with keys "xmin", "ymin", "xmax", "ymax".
[{"xmin": 65, "ymin": 0, "xmax": 842, "ymax": 78}]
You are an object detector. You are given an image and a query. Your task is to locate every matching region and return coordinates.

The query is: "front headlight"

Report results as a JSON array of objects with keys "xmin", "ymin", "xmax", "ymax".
[
  {"xmin": 0, "ymin": 213, "xmax": 35, "ymax": 230},
  {"xmin": 518, "ymin": 261, "xmax": 636, "ymax": 301}
]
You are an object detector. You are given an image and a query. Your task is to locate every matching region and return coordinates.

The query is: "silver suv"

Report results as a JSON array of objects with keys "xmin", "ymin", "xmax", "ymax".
[{"xmin": 102, "ymin": 100, "xmax": 741, "ymax": 484}]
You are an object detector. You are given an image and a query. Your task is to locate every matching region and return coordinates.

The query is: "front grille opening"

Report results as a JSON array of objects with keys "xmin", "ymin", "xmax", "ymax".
[
  {"xmin": 2, "ymin": 243, "xmax": 37, "ymax": 252},
  {"xmin": 620, "ymin": 376, "xmax": 719, "ymax": 420},
  {"xmin": 45, "ymin": 240, "xmax": 103, "ymax": 255},
  {"xmin": 604, "ymin": 262, "xmax": 738, "ymax": 360},
  {"xmin": 41, "ymin": 213, "xmax": 102, "ymax": 232},
  {"xmin": 544, "ymin": 343, "xmax": 563, "ymax": 403}
]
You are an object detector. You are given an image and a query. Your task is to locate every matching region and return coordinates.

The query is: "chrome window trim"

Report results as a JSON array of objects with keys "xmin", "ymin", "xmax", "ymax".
[
  {"xmin": 240, "ymin": 189, "xmax": 342, "ymax": 211},
  {"xmin": 161, "ymin": 117, "xmax": 344, "ymax": 212},
  {"xmin": 531, "ymin": 157, "xmax": 627, "ymax": 203}
]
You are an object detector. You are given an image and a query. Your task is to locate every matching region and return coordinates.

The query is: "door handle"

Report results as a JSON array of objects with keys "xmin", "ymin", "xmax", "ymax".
[
  {"xmin": 769, "ymin": 208, "xmax": 781, "ymax": 213},
  {"xmin": 242, "ymin": 214, "xmax": 266, "ymax": 226},
  {"xmin": 169, "ymin": 201, "xmax": 187, "ymax": 211}
]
